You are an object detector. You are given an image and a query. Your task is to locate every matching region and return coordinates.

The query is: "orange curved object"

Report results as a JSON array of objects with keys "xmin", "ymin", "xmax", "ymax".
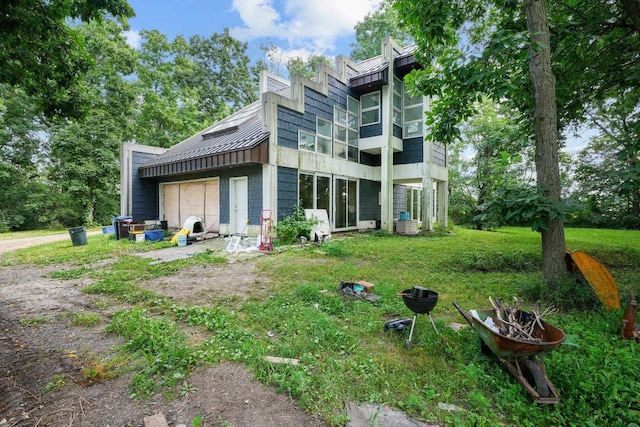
[{"xmin": 569, "ymin": 250, "xmax": 621, "ymax": 310}]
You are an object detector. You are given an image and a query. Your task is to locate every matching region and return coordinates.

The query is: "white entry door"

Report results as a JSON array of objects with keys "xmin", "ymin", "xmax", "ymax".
[{"xmin": 229, "ymin": 177, "xmax": 248, "ymax": 234}]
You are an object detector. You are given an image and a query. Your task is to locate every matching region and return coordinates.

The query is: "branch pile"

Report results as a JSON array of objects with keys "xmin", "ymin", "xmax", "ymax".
[{"xmin": 489, "ymin": 297, "xmax": 557, "ymax": 342}]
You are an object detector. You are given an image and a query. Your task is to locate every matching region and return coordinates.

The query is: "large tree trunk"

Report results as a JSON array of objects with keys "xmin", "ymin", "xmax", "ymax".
[{"xmin": 524, "ymin": 0, "xmax": 567, "ymax": 283}]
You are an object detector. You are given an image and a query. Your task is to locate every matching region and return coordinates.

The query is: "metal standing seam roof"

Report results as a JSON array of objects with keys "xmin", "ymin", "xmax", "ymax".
[
  {"xmin": 349, "ymin": 45, "xmax": 419, "ymax": 89},
  {"xmin": 140, "ymin": 101, "xmax": 269, "ymax": 171}
]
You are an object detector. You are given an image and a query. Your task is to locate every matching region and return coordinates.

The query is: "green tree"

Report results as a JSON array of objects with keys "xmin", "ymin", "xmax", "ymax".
[
  {"xmin": 134, "ymin": 30, "xmax": 204, "ymax": 148},
  {"xmin": 189, "ymin": 29, "xmax": 262, "ymax": 124},
  {"xmin": 393, "ymin": 0, "xmax": 640, "ymax": 283},
  {"xmin": 350, "ymin": 0, "xmax": 412, "ymax": 61},
  {"xmin": 0, "ymin": 0, "xmax": 134, "ymax": 118},
  {"xmin": 462, "ymin": 101, "xmax": 534, "ymax": 229},
  {"xmin": 287, "ymin": 56, "xmax": 333, "ymax": 79},
  {"xmin": 571, "ymin": 96, "xmax": 640, "ymax": 229},
  {"xmin": 0, "ymin": 85, "xmax": 48, "ymax": 230},
  {"xmin": 48, "ymin": 20, "xmax": 137, "ymax": 225}
]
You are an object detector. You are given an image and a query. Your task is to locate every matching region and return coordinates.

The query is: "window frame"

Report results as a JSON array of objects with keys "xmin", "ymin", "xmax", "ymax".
[
  {"xmin": 393, "ymin": 76, "xmax": 403, "ymax": 128},
  {"xmin": 360, "ymin": 91, "xmax": 381, "ymax": 126},
  {"xmin": 316, "ymin": 117, "xmax": 332, "ymax": 156},
  {"xmin": 403, "ymin": 86, "xmax": 424, "ymax": 138},
  {"xmin": 298, "ymin": 130, "xmax": 316, "ymax": 152}
]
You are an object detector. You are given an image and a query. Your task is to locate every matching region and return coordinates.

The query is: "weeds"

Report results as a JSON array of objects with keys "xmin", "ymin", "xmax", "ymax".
[
  {"xmin": 71, "ymin": 312, "xmax": 102, "ymax": 327},
  {"xmin": 44, "ymin": 374, "xmax": 67, "ymax": 393}
]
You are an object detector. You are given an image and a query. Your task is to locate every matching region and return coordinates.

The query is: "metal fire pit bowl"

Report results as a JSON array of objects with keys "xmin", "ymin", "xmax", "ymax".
[
  {"xmin": 401, "ymin": 288, "xmax": 438, "ymax": 314},
  {"xmin": 400, "ymin": 287, "xmax": 439, "ymax": 345}
]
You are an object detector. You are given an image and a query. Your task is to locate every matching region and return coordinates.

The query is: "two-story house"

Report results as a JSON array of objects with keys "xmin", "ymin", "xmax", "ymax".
[{"xmin": 120, "ymin": 38, "xmax": 448, "ymax": 237}]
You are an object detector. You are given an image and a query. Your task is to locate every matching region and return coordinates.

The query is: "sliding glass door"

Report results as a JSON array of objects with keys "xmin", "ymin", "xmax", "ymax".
[{"xmin": 334, "ymin": 177, "xmax": 357, "ymax": 229}]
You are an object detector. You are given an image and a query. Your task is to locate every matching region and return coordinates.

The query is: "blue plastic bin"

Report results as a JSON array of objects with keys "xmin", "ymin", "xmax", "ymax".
[{"xmin": 145, "ymin": 229, "xmax": 164, "ymax": 242}]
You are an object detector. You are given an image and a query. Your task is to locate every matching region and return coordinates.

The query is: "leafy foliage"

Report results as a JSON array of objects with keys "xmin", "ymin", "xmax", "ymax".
[
  {"xmin": 0, "ymin": 0, "xmax": 134, "ymax": 118},
  {"xmin": 475, "ymin": 183, "xmax": 567, "ymax": 232},
  {"xmin": 350, "ymin": 0, "xmax": 412, "ymax": 61},
  {"xmin": 275, "ymin": 204, "xmax": 318, "ymax": 245}
]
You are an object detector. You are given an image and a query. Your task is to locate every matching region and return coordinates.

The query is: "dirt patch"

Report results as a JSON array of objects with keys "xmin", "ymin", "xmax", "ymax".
[
  {"xmin": 141, "ymin": 259, "xmax": 271, "ymax": 305},
  {"xmin": 0, "ymin": 253, "xmax": 326, "ymax": 427}
]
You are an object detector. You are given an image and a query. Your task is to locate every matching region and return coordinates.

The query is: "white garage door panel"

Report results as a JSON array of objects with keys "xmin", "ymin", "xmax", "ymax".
[
  {"xmin": 180, "ymin": 182, "xmax": 205, "ymax": 220},
  {"xmin": 163, "ymin": 184, "xmax": 180, "ymax": 229},
  {"xmin": 162, "ymin": 179, "xmax": 219, "ymax": 232},
  {"xmin": 205, "ymin": 180, "xmax": 220, "ymax": 232}
]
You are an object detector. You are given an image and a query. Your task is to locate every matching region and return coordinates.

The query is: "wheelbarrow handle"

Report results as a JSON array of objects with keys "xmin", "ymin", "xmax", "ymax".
[{"xmin": 452, "ymin": 301, "xmax": 474, "ymax": 327}]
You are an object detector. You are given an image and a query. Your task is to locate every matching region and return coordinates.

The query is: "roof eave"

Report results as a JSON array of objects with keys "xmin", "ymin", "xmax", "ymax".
[{"xmin": 138, "ymin": 136, "xmax": 269, "ymax": 179}]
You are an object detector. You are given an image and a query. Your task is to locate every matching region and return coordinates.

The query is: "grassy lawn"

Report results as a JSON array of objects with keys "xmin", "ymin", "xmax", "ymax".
[{"xmin": 3, "ymin": 227, "xmax": 639, "ymax": 426}]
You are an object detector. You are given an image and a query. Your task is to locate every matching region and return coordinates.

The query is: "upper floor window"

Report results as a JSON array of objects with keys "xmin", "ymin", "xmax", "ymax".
[
  {"xmin": 360, "ymin": 91, "xmax": 380, "ymax": 126},
  {"xmin": 298, "ymin": 118, "xmax": 332, "ymax": 156},
  {"xmin": 393, "ymin": 77, "xmax": 403, "ymax": 127},
  {"xmin": 316, "ymin": 117, "xmax": 332, "ymax": 155},
  {"xmin": 334, "ymin": 102, "xmax": 359, "ymax": 162},
  {"xmin": 299, "ymin": 130, "xmax": 316, "ymax": 152},
  {"xmin": 403, "ymin": 88, "xmax": 423, "ymax": 138}
]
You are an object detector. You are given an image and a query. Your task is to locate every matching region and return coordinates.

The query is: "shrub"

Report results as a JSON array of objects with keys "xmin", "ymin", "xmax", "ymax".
[{"xmin": 275, "ymin": 204, "xmax": 318, "ymax": 245}]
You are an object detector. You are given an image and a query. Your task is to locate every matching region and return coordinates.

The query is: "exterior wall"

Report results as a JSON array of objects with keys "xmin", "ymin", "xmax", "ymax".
[
  {"xmin": 361, "ymin": 123, "xmax": 383, "ymax": 138},
  {"xmin": 120, "ymin": 143, "xmax": 167, "ymax": 219},
  {"xmin": 157, "ymin": 165, "xmax": 263, "ymax": 229},
  {"xmin": 359, "ymin": 179, "xmax": 381, "ymax": 221},
  {"xmin": 277, "ymin": 166, "xmax": 299, "ymax": 219},
  {"xmin": 394, "ymin": 137, "xmax": 424, "ymax": 165},
  {"xmin": 131, "ymin": 151, "xmax": 161, "ymax": 219},
  {"xmin": 393, "ymin": 184, "xmax": 408, "ymax": 219},
  {"xmin": 360, "ymin": 152, "xmax": 381, "ymax": 167}
]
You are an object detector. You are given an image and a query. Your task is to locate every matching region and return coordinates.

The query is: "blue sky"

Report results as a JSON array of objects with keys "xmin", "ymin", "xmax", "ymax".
[{"xmin": 124, "ymin": 0, "xmax": 382, "ymax": 62}]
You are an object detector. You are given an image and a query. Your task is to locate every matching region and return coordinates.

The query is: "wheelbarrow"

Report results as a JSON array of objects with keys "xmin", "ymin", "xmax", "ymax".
[{"xmin": 453, "ymin": 301, "xmax": 566, "ymax": 404}]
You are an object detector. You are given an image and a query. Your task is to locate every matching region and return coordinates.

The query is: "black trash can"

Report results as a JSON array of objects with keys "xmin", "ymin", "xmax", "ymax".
[{"xmin": 68, "ymin": 226, "xmax": 88, "ymax": 246}]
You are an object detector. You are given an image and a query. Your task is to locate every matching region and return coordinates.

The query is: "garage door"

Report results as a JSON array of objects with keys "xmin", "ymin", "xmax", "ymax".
[{"xmin": 161, "ymin": 179, "xmax": 220, "ymax": 232}]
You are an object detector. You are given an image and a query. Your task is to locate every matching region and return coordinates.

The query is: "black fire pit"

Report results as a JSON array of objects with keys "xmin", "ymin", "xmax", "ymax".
[{"xmin": 399, "ymin": 286, "xmax": 439, "ymax": 344}]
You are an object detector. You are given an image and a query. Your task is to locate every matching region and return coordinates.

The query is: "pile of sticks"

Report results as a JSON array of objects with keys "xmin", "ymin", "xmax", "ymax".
[{"xmin": 489, "ymin": 297, "xmax": 556, "ymax": 342}]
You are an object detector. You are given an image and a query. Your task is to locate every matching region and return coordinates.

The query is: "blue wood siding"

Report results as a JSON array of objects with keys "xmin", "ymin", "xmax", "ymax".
[
  {"xmin": 360, "ymin": 123, "xmax": 383, "ymax": 138},
  {"xmin": 216, "ymin": 166, "xmax": 263, "ymax": 225},
  {"xmin": 360, "ymin": 152, "xmax": 381, "ymax": 166},
  {"xmin": 132, "ymin": 151, "xmax": 160, "ymax": 219},
  {"xmin": 393, "ymin": 124, "xmax": 402, "ymax": 139},
  {"xmin": 394, "ymin": 137, "xmax": 424, "ymax": 164},
  {"xmin": 359, "ymin": 179, "xmax": 381, "ymax": 221},
  {"xmin": 277, "ymin": 166, "xmax": 299, "ymax": 219}
]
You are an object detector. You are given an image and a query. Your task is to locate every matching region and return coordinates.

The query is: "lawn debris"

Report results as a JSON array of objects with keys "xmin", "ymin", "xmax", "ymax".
[
  {"xmin": 263, "ymin": 356, "xmax": 299, "ymax": 366},
  {"xmin": 621, "ymin": 291, "xmax": 639, "ymax": 343},
  {"xmin": 488, "ymin": 297, "xmax": 557, "ymax": 342},
  {"xmin": 337, "ymin": 281, "xmax": 381, "ymax": 303}
]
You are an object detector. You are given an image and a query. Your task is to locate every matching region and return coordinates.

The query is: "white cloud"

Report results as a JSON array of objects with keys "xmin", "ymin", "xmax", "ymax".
[
  {"xmin": 230, "ymin": 0, "xmax": 382, "ymax": 56},
  {"xmin": 122, "ymin": 30, "xmax": 142, "ymax": 49}
]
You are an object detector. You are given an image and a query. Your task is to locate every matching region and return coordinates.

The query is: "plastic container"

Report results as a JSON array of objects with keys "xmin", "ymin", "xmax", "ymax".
[
  {"xmin": 68, "ymin": 226, "xmax": 88, "ymax": 246},
  {"xmin": 399, "ymin": 211, "xmax": 410, "ymax": 221},
  {"xmin": 177, "ymin": 234, "xmax": 187, "ymax": 247},
  {"xmin": 145, "ymin": 229, "xmax": 164, "ymax": 242},
  {"xmin": 102, "ymin": 226, "xmax": 115, "ymax": 234}
]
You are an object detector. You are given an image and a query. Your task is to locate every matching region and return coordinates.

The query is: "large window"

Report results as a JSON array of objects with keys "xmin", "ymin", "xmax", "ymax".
[
  {"xmin": 299, "ymin": 173, "xmax": 331, "ymax": 214},
  {"xmin": 298, "ymin": 131, "xmax": 316, "ymax": 152},
  {"xmin": 393, "ymin": 77, "xmax": 403, "ymax": 127},
  {"xmin": 403, "ymin": 87, "xmax": 424, "ymax": 138},
  {"xmin": 334, "ymin": 99, "xmax": 359, "ymax": 162},
  {"xmin": 316, "ymin": 117, "xmax": 332, "ymax": 155},
  {"xmin": 299, "ymin": 119, "xmax": 333, "ymax": 155},
  {"xmin": 361, "ymin": 91, "xmax": 380, "ymax": 126}
]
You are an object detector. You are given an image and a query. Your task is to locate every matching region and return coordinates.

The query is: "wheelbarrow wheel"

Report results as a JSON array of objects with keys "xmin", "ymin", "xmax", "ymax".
[{"xmin": 521, "ymin": 359, "xmax": 550, "ymax": 398}]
